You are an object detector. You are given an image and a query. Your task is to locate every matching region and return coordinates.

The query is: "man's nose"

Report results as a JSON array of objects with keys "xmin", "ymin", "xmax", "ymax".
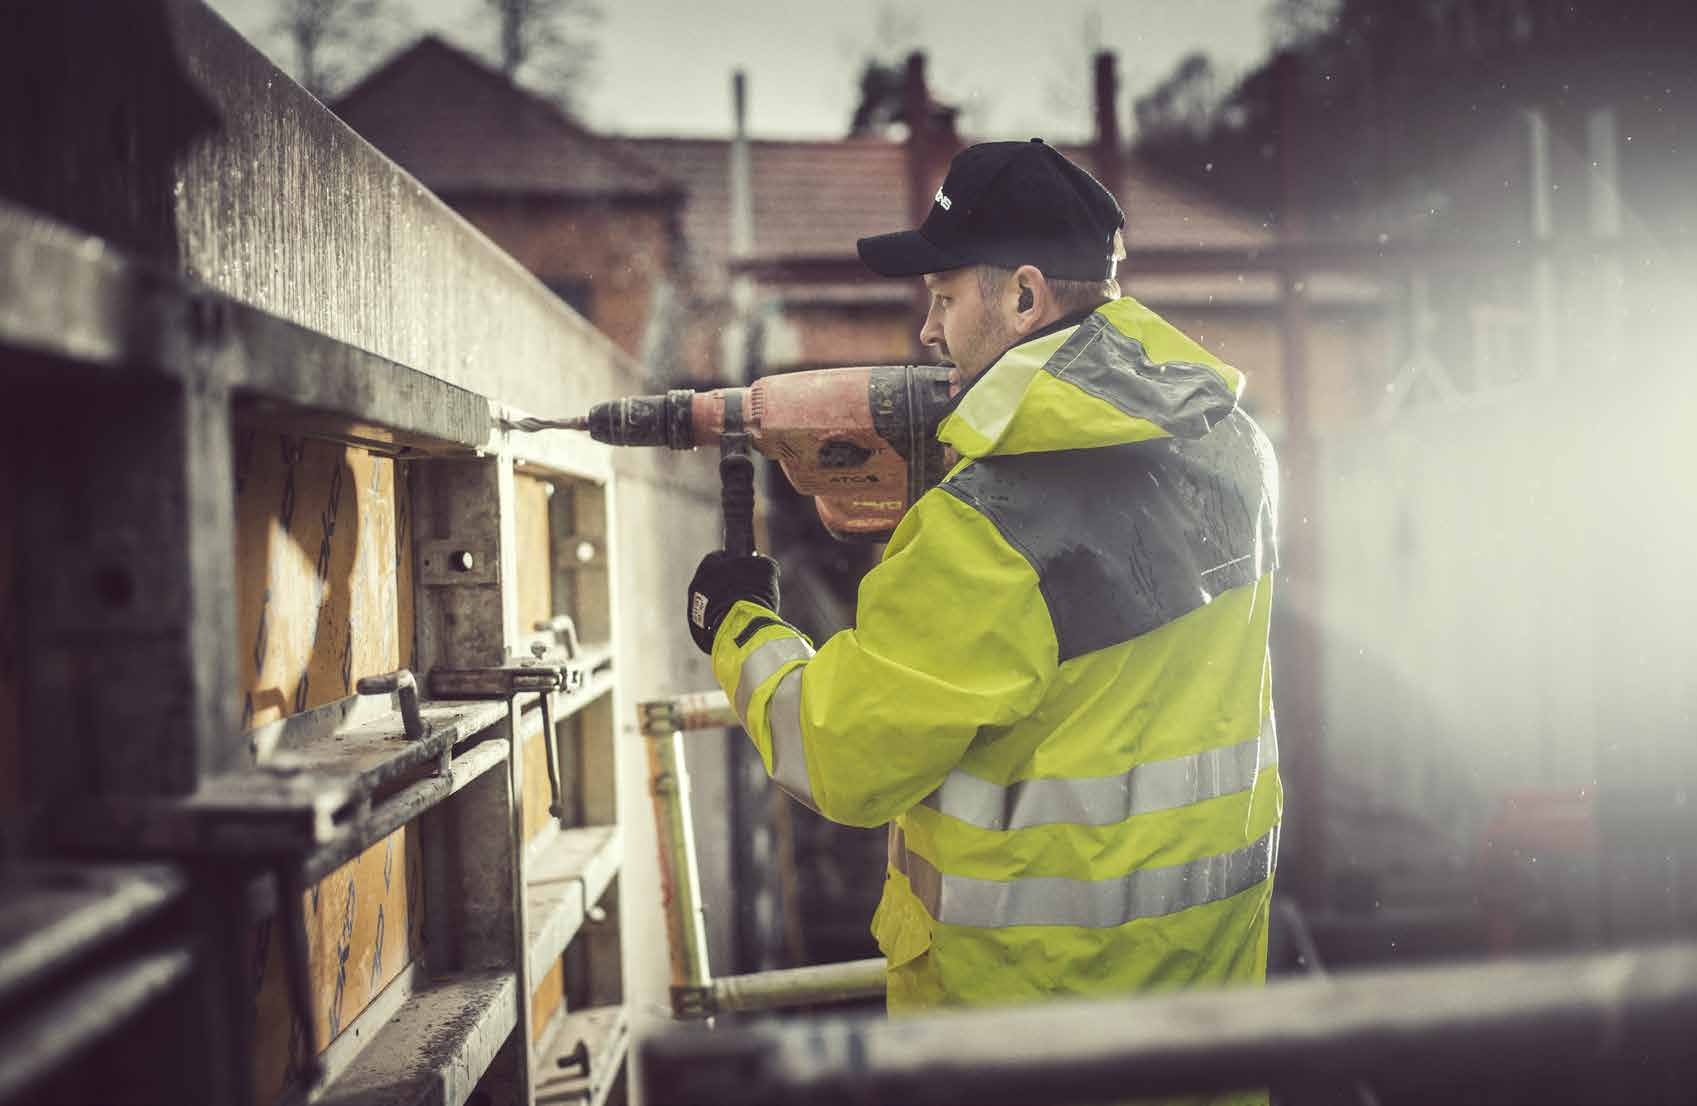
[{"xmin": 918, "ymin": 304, "xmax": 942, "ymax": 350}]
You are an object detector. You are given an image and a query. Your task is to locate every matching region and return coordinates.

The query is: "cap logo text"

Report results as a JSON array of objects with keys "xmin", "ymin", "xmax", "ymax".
[{"xmin": 934, "ymin": 188, "xmax": 953, "ymax": 212}]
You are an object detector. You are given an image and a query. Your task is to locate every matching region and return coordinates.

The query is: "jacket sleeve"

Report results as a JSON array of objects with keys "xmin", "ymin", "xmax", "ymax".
[{"xmin": 710, "ymin": 487, "xmax": 1059, "ymax": 827}]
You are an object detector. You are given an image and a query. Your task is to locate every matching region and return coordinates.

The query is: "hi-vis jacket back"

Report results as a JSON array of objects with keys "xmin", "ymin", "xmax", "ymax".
[{"xmin": 710, "ymin": 295, "xmax": 1281, "ymax": 1015}]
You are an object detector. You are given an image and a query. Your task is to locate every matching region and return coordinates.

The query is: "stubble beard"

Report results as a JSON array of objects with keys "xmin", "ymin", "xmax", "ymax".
[{"xmin": 964, "ymin": 308, "xmax": 1021, "ymax": 382}]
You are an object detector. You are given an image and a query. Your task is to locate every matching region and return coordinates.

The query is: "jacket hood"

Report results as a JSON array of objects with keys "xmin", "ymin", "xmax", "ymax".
[{"xmin": 936, "ymin": 296, "xmax": 1246, "ymax": 460}]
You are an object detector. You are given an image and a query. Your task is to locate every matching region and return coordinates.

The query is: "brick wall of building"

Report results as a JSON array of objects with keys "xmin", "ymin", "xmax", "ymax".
[{"xmin": 450, "ymin": 196, "xmax": 677, "ymax": 361}]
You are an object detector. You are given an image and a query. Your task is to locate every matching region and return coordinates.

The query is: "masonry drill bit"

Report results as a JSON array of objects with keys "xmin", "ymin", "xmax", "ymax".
[{"xmin": 502, "ymin": 414, "xmax": 588, "ymax": 433}]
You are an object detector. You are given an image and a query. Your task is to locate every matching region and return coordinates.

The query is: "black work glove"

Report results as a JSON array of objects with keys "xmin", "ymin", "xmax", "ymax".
[{"xmin": 686, "ymin": 551, "xmax": 781, "ymax": 654}]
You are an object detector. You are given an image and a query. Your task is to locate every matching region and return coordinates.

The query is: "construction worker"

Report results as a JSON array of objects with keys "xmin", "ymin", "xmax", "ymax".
[{"xmin": 686, "ymin": 139, "xmax": 1281, "ymax": 1023}]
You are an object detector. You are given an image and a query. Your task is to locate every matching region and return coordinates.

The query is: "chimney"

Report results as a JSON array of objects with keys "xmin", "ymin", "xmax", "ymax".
[
  {"xmin": 903, "ymin": 52, "xmax": 935, "ymax": 229},
  {"xmin": 730, "ymin": 70, "xmax": 753, "ymax": 260},
  {"xmin": 1093, "ymin": 51, "xmax": 1125, "ymax": 202},
  {"xmin": 725, "ymin": 70, "xmax": 756, "ymax": 383}
]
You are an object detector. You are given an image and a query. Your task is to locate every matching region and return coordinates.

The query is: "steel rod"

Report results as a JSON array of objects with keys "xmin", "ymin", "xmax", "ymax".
[
  {"xmin": 710, "ymin": 958, "xmax": 886, "ymax": 1016},
  {"xmin": 641, "ymin": 941, "xmax": 1697, "ymax": 1106}
]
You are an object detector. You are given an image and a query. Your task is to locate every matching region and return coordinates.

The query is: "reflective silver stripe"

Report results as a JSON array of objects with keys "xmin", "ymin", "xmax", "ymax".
[
  {"xmin": 924, "ymin": 718, "xmax": 1278, "ymax": 831},
  {"xmin": 892, "ymin": 828, "xmax": 1276, "ymax": 929},
  {"xmin": 733, "ymin": 636, "xmax": 813, "ymax": 725},
  {"xmin": 767, "ymin": 667, "xmax": 816, "ymax": 811}
]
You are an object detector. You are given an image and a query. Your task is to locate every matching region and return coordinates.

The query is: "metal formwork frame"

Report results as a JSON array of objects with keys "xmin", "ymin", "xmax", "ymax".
[{"xmin": 0, "ymin": 198, "xmax": 631, "ymax": 1106}]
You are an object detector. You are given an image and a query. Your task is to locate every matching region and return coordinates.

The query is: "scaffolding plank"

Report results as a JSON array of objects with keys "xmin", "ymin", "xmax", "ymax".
[
  {"xmin": 526, "ymin": 825, "xmax": 622, "ymax": 982},
  {"xmin": 0, "ymin": 864, "xmax": 183, "ymax": 1010},
  {"xmin": 533, "ymin": 1004, "xmax": 628, "ymax": 1106},
  {"xmin": 0, "ymin": 942, "xmax": 194, "ymax": 1102},
  {"xmin": 315, "ymin": 969, "xmax": 516, "ymax": 1106}
]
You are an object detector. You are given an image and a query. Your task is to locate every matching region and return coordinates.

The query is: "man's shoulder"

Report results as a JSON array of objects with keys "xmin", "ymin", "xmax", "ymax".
[{"xmin": 935, "ymin": 419, "xmax": 1276, "ymax": 661}]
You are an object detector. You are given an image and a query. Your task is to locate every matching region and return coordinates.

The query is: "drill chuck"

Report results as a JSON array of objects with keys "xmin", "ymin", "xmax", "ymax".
[{"xmin": 578, "ymin": 388, "xmax": 697, "ymax": 448}]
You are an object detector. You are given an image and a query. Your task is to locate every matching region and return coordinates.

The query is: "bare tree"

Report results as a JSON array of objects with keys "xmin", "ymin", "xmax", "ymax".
[
  {"xmin": 845, "ymin": 6, "xmax": 923, "ymax": 137},
  {"xmin": 272, "ymin": 0, "xmax": 399, "ymax": 100},
  {"xmin": 1133, "ymin": 52, "xmax": 1223, "ymax": 141},
  {"xmin": 1039, "ymin": 9, "xmax": 1105, "ymax": 138},
  {"xmin": 1266, "ymin": 0, "xmax": 1342, "ymax": 50},
  {"xmin": 483, "ymin": 0, "xmax": 600, "ymax": 114}
]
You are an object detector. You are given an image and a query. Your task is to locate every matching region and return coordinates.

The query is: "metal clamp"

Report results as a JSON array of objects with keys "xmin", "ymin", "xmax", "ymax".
[
  {"xmin": 671, "ymin": 983, "xmax": 715, "ymax": 1020},
  {"xmin": 429, "ymin": 659, "xmax": 581, "ymax": 828},
  {"xmin": 534, "ymin": 614, "xmax": 583, "ymax": 661},
  {"xmin": 355, "ymin": 669, "xmax": 428, "ymax": 742},
  {"xmin": 428, "ymin": 662, "xmax": 577, "ymax": 699}
]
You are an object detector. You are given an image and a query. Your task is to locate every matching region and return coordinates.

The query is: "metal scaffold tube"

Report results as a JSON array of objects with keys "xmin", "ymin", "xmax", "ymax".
[
  {"xmin": 711, "ymin": 958, "xmax": 886, "ymax": 1016},
  {"xmin": 643, "ymin": 702, "xmax": 715, "ymax": 1016},
  {"xmin": 640, "ymin": 940, "xmax": 1697, "ymax": 1106},
  {"xmin": 639, "ymin": 691, "xmax": 890, "ymax": 1019}
]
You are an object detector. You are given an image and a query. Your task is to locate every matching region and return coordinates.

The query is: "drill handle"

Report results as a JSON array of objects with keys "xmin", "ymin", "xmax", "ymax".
[{"xmin": 719, "ymin": 390, "xmax": 757, "ymax": 556}]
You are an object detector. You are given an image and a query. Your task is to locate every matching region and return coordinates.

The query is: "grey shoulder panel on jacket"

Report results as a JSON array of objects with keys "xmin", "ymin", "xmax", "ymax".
[{"xmin": 940, "ymin": 411, "xmax": 1278, "ymax": 663}]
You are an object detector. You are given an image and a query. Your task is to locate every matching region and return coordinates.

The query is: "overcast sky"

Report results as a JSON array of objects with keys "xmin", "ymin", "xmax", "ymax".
[{"xmin": 208, "ymin": 0, "xmax": 1274, "ymax": 140}]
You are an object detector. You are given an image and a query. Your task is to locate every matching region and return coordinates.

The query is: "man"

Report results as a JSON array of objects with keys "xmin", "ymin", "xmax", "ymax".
[{"xmin": 686, "ymin": 139, "xmax": 1281, "ymax": 1015}]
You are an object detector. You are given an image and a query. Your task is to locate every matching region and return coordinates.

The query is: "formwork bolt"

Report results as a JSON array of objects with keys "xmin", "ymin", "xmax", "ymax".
[{"xmin": 449, "ymin": 550, "xmax": 475, "ymax": 572}]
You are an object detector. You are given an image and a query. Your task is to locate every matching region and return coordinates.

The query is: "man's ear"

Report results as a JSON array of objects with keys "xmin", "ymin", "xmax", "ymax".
[{"xmin": 1010, "ymin": 265, "xmax": 1049, "ymax": 335}]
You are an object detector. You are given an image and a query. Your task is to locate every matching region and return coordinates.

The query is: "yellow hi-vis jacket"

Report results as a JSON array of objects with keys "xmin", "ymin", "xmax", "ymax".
[{"xmin": 711, "ymin": 296, "xmax": 1281, "ymax": 1015}]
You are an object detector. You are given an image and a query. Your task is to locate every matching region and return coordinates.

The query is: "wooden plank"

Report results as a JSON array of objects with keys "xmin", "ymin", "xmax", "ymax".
[{"xmin": 513, "ymin": 472, "xmax": 555, "ymax": 638}]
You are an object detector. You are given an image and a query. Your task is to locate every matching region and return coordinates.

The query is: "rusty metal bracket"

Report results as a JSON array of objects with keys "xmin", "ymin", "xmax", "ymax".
[
  {"xmin": 533, "ymin": 614, "xmax": 583, "ymax": 661},
  {"xmin": 355, "ymin": 669, "xmax": 428, "ymax": 742},
  {"xmin": 418, "ymin": 540, "xmax": 499, "ymax": 587},
  {"xmin": 540, "ymin": 688, "xmax": 566, "ymax": 826},
  {"xmin": 429, "ymin": 657, "xmax": 584, "ymax": 700},
  {"xmin": 429, "ymin": 657, "xmax": 584, "ymax": 829}
]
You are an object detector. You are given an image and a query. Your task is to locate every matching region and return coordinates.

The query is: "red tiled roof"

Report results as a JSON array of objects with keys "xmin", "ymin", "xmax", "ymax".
[
  {"xmin": 335, "ymin": 37, "xmax": 678, "ymax": 200},
  {"xmin": 621, "ymin": 137, "xmax": 909, "ymax": 295},
  {"xmin": 625, "ymin": 135, "xmax": 1274, "ymax": 298},
  {"xmin": 1060, "ymin": 146, "xmax": 1276, "ymax": 252}
]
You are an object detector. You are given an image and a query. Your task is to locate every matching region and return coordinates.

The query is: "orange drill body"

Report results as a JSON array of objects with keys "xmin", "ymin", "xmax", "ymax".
[{"xmin": 578, "ymin": 366, "xmax": 957, "ymax": 542}]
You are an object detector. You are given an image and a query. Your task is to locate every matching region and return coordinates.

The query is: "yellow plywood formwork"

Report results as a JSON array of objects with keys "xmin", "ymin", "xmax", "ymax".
[
  {"xmin": 233, "ymin": 429, "xmax": 421, "ymax": 1104},
  {"xmin": 234, "ymin": 433, "xmax": 415, "ymax": 729},
  {"xmin": 514, "ymin": 472, "xmax": 555, "ymax": 639},
  {"xmin": 251, "ymin": 826, "xmax": 426, "ymax": 1105},
  {"xmin": 532, "ymin": 958, "xmax": 566, "ymax": 1043}
]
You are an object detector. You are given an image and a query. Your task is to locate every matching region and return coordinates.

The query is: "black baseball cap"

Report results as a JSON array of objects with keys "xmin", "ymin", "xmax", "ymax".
[{"xmin": 857, "ymin": 139, "xmax": 1125, "ymax": 281}]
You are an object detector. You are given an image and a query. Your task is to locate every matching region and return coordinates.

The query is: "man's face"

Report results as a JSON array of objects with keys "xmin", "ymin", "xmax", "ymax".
[{"xmin": 919, "ymin": 268, "xmax": 1017, "ymax": 383}]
